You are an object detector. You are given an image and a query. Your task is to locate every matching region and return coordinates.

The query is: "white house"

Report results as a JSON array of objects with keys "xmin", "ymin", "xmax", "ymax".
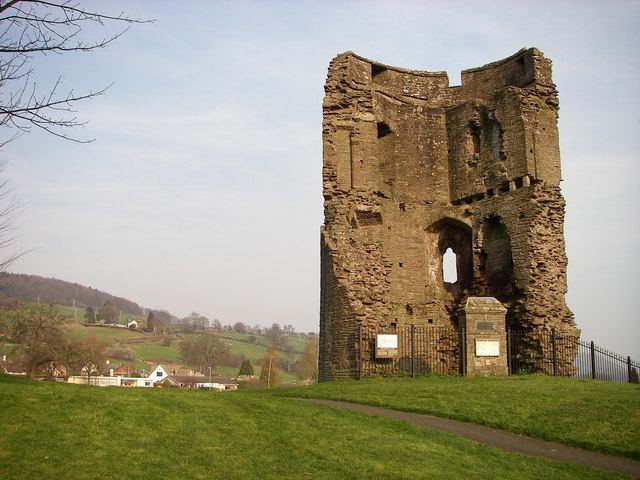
[
  {"xmin": 148, "ymin": 365, "xmax": 169, "ymax": 382},
  {"xmin": 67, "ymin": 364, "xmax": 169, "ymax": 388}
]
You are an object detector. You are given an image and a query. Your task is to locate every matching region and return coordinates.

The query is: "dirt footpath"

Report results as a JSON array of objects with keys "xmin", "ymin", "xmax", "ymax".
[{"xmin": 299, "ymin": 398, "xmax": 640, "ymax": 478}]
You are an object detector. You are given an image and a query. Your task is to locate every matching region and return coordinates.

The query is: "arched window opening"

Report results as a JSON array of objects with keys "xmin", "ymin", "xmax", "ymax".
[
  {"xmin": 442, "ymin": 247, "xmax": 458, "ymax": 284},
  {"xmin": 428, "ymin": 217, "xmax": 472, "ymax": 291}
]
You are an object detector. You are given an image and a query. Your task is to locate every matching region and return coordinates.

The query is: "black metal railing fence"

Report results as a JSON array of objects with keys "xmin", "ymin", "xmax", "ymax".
[
  {"xmin": 356, "ymin": 324, "xmax": 638, "ymax": 384},
  {"xmin": 358, "ymin": 324, "xmax": 462, "ymax": 378},
  {"xmin": 508, "ymin": 328, "xmax": 639, "ymax": 383}
]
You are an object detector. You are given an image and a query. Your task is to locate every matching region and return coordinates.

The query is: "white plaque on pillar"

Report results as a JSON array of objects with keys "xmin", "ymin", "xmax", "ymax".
[{"xmin": 475, "ymin": 340, "xmax": 500, "ymax": 357}]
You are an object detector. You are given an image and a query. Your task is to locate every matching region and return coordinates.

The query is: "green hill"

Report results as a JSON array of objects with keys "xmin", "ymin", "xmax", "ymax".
[{"xmin": 0, "ymin": 272, "xmax": 143, "ymax": 315}]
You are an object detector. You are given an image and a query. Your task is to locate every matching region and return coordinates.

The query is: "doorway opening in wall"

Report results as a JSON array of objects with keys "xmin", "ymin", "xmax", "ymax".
[{"xmin": 443, "ymin": 247, "xmax": 457, "ymax": 283}]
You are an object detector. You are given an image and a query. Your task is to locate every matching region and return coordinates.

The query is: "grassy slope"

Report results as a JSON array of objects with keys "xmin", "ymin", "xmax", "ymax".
[
  {"xmin": 0, "ymin": 375, "xmax": 628, "ymax": 480},
  {"xmin": 64, "ymin": 323, "xmax": 151, "ymax": 343},
  {"xmin": 275, "ymin": 375, "xmax": 640, "ymax": 460},
  {"xmin": 218, "ymin": 331, "xmax": 307, "ymax": 354},
  {"xmin": 132, "ymin": 344, "xmax": 182, "ymax": 363}
]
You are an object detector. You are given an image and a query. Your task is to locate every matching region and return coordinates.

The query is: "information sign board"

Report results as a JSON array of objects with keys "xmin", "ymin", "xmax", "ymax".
[
  {"xmin": 475, "ymin": 340, "xmax": 500, "ymax": 357},
  {"xmin": 376, "ymin": 334, "xmax": 398, "ymax": 359}
]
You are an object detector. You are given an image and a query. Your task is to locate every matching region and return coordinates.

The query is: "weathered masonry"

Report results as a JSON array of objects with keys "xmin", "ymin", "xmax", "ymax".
[{"xmin": 319, "ymin": 48, "xmax": 579, "ymax": 381}]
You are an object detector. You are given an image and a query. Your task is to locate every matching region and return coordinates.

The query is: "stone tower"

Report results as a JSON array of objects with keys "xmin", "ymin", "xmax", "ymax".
[{"xmin": 319, "ymin": 48, "xmax": 578, "ymax": 381}]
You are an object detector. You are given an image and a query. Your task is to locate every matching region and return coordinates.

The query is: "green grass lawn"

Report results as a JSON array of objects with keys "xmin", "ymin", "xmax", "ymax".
[
  {"xmin": 275, "ymin": 375, "xmax": 640, "ymax": 460},
  {"xmin": 132, "ymin": 343, "xmax": 182, "ymax": 363},
  {"xmin": 220, "ymin": 336, "xmax": 268, "ymax": 363},
  {"xmin": 64, "ymin": 323, "xmax": 151, "ymax": 343},
  {"xmin": 218, "ymin": 331, "xmax": 307, "ymax": 354},
  {"xmin": 0, "ymin": 375, "xmax": 628, "ymax": 480}
]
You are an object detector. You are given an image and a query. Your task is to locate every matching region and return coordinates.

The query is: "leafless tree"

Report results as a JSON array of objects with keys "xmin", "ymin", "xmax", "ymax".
[
  {"xmin": 5, "ymin": 302, "xmax": 68, "ymax": 377},
  {"xmin": 294, "ymin": 338, "xmax": 319, "ymax": 382},
  {"xmin": 66, "ymin": 335, "xmax": 106, "ymax": 382},
  {"xmin": 179, "ymin": 334, "xmax": 230, "ymax": 375},
  {"xmin": 0, "ymin": 160, "xmax": 25, "ymax": 270},
  {"xmin": 259, "ymin": 344, "xmax": 279, "ymax": 387},
  {"xmin": 0, "ymin": 0, "xmax": 152, "ymax": 143},
  {"xmin": 0, "ymin": 1, "xmax": 151, "ymax": 270}
]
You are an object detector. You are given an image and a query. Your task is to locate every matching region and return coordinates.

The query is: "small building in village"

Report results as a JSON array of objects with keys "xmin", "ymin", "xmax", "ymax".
[{"xmin": 67, "ymin": 364, "xmax": 238, "ymax": 390}]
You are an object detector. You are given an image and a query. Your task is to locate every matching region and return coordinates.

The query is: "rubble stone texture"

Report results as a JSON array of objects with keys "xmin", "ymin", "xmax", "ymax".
[{"xmin": 319, "ymin": 48, "xmax": 579, "ymax": 381}]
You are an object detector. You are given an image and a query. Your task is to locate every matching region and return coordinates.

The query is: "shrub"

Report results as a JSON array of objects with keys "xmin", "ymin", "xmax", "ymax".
[
  {"xmin": 106, "ymin": 346, "xmax": 134, "ymax": 362},
  {"xmin": 238, "ymin": 359, "xmax": 254, "ymax": 376}
]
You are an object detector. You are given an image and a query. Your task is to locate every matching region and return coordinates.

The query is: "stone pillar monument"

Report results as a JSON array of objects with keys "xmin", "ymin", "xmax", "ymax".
[{"xmin": 459, "ymin": 297, "xmax": 508, "ymax": 376}]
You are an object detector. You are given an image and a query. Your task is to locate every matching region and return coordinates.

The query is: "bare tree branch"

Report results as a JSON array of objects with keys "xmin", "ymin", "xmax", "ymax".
[
  {"xmin": 0, "ymin": 0, "xmax": 153, "ymax": 143},
  {"xmin": 0, "ymin": 160, "xmax": 32, "ymax": 271},
  {"xmin": 0, "ymin": 1, "xmax": 152, "ymax": 268}
]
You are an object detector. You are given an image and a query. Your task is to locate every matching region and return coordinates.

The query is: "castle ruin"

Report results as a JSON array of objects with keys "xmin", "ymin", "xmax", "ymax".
[{"xmin": 319, "ymin": 48, "xmax": 579, "ymax": 381}]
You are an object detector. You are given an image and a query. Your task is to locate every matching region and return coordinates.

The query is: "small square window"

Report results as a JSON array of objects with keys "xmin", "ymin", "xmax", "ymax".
[{"xmin": 157, "ymin": 371, "xmax": 163, "ymax": 377}]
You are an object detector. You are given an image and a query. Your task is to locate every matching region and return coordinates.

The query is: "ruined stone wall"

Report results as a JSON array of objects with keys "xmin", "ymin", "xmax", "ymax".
[{"xmin": 319, "ymin": 48, "xmax": 578, "ymax": 380}]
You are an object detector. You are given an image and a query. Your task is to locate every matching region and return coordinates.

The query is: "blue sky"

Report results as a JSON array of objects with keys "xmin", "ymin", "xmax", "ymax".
[{"xmin": 3, "ymin": 1, "xmax": 639, "ymax": 357}]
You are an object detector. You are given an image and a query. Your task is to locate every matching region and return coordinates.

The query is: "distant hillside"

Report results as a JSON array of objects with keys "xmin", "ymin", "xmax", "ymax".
[{"xmin": 0, "ymin": 273, "xmax": 143, "ymax": 315}]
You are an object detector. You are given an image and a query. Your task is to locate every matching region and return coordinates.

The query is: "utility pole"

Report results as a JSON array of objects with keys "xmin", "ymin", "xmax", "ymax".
[
  {"xmin": 73, "ymin": 299, "xmax": 77, "ymax": 322},
  {"xmin": 208, "ymin": 366, "xmax": 212, "ymax": 389}
]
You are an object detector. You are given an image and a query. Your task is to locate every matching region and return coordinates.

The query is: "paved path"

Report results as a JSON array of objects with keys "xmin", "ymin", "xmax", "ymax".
[{"xmin": 299, "ymin": 398, "xmax": 640, "ymax": 478}]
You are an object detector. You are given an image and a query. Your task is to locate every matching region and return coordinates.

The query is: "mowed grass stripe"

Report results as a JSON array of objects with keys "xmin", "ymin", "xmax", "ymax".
[{"xmin": 0, "ymin": 375, "xmax": 630, "ymax": 480}]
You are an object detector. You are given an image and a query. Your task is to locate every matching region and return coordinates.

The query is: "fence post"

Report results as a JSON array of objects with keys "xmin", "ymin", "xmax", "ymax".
[
  {"xmin": 590, "ymin": 341, "xmax": 596, "ymax": 380},
  {"xmin": 358, "ymin": 324, "xmax": 363, "ymax": 380},
  {"xmin": 551, "ymin": 328, "xmax": 557, "ymax": 376},
  {"xmin": 460, "ymin": 326, "xmax": 466, "ymax": 376},
  {"xmin": 507, "ymin": 327, "xmax": 512, "ymax": 375},
  {"xmin": 411, "ymin": 325, "xmax": 416, "ymax": 378},
  {"xmin": 627, "ymin": 356, "xmax": 632, "ymax": 384}
]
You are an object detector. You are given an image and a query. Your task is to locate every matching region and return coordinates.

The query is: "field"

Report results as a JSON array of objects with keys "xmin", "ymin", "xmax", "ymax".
[
  {"xmin": 276, "ymin": 375, "xmax": 640, "ymax": 460},
  {"xmin": 219, "ymin": 330, "xmax": 307, "ymax": 354},
  {"xmin": 58, "ymin": 323, "xmax": 303, "ymax": 381},
  {"xmin": 64, "ymin": 323, "xmax": 151, "ymax": 343},
  {"xmin": 0, "ymin": 375, "xmax": 629, "ymax": 480}
]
